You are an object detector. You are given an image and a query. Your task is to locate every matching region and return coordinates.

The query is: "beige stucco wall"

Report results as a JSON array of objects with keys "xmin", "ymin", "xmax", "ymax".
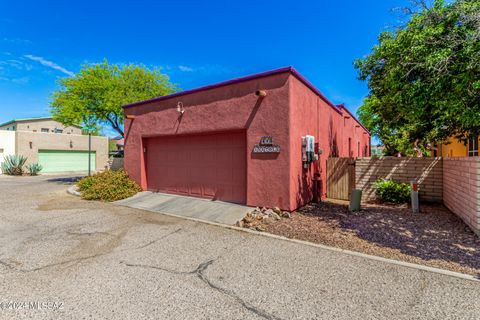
[
  {"xmin": 0, "ymin": 131, "xmax": 16, "ymax": 173},
  {"xmin": 16, "ymin": 131, "xmax": 109, "ymax": 172},
  {"xmin": 0, "ymin": 119, "xmax": 82, "ymax": 135}
]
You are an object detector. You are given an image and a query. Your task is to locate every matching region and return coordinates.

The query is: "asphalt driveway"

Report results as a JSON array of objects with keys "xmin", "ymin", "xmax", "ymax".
[{"xmin": 0, "ymin": 175, "xmax": 479, "ymax": 319}]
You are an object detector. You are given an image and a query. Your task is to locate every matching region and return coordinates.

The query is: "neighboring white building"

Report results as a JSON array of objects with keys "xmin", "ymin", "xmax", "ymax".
[
  {"xmin": 0, "ymin": 117, "xmax": 108, "ymax": 174},
  {"xmin": 0, "ymin": 130, "xmax": 16, "ymax": 173}
]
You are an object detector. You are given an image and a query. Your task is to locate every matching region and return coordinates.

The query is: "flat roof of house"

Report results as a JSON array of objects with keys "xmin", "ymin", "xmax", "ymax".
[
  {"xmin": 0, "ymin": 117, "xmax": 82, "ymax": 128},
  {"xmin": 123, "ymin": 66, "xmax": 370, "ymax": 134}
]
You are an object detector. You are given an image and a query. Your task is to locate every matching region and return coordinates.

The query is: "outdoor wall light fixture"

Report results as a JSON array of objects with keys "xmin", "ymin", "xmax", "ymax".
[
  {"xmin": 255, "ymin": 90, "xmax": 267, "ymax": 97},
  {"xmin": 177, "ymin": 101, "xmax": 185, "ymax": 115}
]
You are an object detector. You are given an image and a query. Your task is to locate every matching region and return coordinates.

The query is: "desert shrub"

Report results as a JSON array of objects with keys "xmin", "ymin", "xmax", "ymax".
[
  {"xmin": 373, "ymin": 179, "xmax": 411, "ymax": 204},
  {"xmin": 26, "ymin": 163, "xmax": 43, "ymax": 176},
  {"xmin": 77, "ymin": 170, "xmax": 141, "ymax": 201},
  {"xmin": 1, "ymin": 155, "xmax": 27, "ymax": 175}
]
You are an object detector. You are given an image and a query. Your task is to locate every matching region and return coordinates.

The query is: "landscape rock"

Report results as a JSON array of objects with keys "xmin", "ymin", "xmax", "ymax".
[
  {"xmin": 255, "ymin": 225, "xmax": 266, "ymax": 231},
  {"xmin": 262, "ymin": 216, "xmax": 276, "ymax": 224},
  {"xmin": 280, "ymin": 211, "xmax": 292, "ymax": 218},
  {"xmin": 239, "ymin": 206, "xmax": 288, "ymax": 230}
]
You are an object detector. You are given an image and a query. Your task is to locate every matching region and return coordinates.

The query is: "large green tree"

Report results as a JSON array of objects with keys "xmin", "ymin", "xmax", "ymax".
[
  {"xmin": 355, "ymin": 0, "xmax": 480, "ymax": 155},
  {"xmin": 51, "ymin": 60, "xmax": 177, "ymax": 137}
]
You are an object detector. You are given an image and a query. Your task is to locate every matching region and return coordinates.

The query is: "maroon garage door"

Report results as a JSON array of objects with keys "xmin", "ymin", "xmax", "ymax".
[{"xmin": 145, "ymin": 132, "xmax": 246, "ymax": 204}]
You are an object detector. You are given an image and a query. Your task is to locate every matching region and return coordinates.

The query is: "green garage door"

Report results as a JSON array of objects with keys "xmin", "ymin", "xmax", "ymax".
[{"xmin": 38, "ymin": 150, "xmax": 96, "ymax": 173}]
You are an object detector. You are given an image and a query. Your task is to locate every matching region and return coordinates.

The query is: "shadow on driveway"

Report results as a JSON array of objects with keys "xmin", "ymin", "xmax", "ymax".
[{"xmin": 46, "ymin": 176, "xmax": 83, "ymax": 185}]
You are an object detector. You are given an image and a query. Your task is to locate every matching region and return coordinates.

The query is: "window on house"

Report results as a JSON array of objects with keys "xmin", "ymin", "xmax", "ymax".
[
  {"xmin": 468, "ymin": 136, "xmax": 478, "ymax": 156},
  {"xmin": 54, "ymin": 129, "xmax": 63, "ymax": 134},
  {"xmin": 41, "ymin": 128, "xmax": 49, "ymax": 133},
  {"xmin": 364, "ymin": 145, "xmax": 368, "ymax": 157},
  {"xmin": 357, "ymin": 142, "xmax": 360, "ymax": 157}
]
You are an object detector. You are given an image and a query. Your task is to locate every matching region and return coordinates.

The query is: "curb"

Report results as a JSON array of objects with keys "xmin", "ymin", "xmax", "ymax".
[
  {"xmin": 116, "ymin": 202, "xmax": 480, "ymax": 283},
  {"xmin": 67, "ymin": 185, "xmax": 81, "ymax": 197}
]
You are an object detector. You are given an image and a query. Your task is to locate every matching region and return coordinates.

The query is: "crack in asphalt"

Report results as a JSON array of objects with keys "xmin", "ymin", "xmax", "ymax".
[
  {"xmin": 0, "ymin": 228, "xmax": 183, "ymax": 273},
  {"xmin": 0, "ymin": 259, "xmax": 16, "ymax": 270},
  {"xmin": 122, "ymin": 258, "xmax": 283, "ymax": 320},
  {"xmin": 134, "ymin": 228, "xmax": 182, "ymax": 250},
  {"xmin": 66, "ymin": 231, "xmax": 114, "ymax": 237}
]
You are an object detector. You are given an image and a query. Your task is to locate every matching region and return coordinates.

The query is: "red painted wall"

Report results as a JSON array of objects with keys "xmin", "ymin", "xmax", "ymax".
[
  {"xmin": 124, "ymin": 70, "xmax": 370, "ymax": 211},
  {"xmin": 124, "ymin": 73, "xmax": 293, "ymax": 210},
  {"xmin": 288, "ymin": 76, "xmax": 370, "ymax": 209}
]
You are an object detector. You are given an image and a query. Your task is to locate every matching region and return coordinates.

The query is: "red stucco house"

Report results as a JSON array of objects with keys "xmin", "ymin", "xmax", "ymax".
[{"xmin": 123, "ymin": 67, "xmax": 370, "ymax": 211}]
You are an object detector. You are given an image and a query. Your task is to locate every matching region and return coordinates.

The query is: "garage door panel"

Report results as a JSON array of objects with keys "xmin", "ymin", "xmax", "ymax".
[
  {"xmin": 146, "ymin": 132, "xmax": 246, "ymax": 204},
  {"xmin": 39, "ymin": 150, "xmax": 96, "ymax": 173},
  {"xmin": 216, "ymin": 167, "xmax": 232, "ymax": 184},
  {"xmin": 203, "ymin": 184, "xmax": 216, "ymax": 198}
]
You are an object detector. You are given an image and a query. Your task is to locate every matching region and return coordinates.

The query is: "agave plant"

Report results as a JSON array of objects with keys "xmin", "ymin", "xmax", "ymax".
[
  {"xmin": 1, "ymin": 155, "xmax": 28, "ymax": 175},
  {"xmin": 26, "ymin": 163, "xmax": 43, "ymax": 176}
]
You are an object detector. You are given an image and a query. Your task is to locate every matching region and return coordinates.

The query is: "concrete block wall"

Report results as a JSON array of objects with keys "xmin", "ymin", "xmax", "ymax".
[
  {"xmin": 443, "ymin": 157, "xmax": 480, "ymax": 236},
  {"xmin": 355, "ymin": 157, "xmax": 443, "ymax": 202},
  {"xmin": 16, "ymin": 131, "xmax": 109, "ymax": 172}
]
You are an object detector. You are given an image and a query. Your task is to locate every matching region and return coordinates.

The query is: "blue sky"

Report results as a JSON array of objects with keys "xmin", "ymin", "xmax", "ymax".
[{"xmin": 0, "ymin": 0, "xmax": 410, "ymax": 135}]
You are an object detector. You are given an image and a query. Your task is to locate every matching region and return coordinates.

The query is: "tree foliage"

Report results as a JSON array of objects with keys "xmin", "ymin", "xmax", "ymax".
[
  {"xmin": 51, "ymin": 60, "xmax": 177, "ymax": 137},
  {"xmin": 355, "ymin": 0, "xmax": 480, "ymax": 155}
]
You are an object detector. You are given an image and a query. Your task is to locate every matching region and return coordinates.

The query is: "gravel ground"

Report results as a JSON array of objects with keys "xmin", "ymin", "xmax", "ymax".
[{"xmin": 262, "ymin": 200, "xmax": 480, "ymax": 277}]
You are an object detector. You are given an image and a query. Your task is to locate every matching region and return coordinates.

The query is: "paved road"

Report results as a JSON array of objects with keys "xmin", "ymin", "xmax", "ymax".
[{"xmin": 0, "ymin": 175, "xmax": 479, "ymax": 319}]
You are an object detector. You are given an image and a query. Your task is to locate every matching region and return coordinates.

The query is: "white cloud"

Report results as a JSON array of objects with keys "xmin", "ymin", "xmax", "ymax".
[
  {"xmin": 0, "ymin": 76, "xmax": 29, "ymax": 84},
  {"xmin": 24, "ymin": 54, "xmax": 74, "ymax": 76},
  {"xmin": 178, "ymin": 65, "xmax": 194, "ymax": 72},
  {"xmin": 0, "ymin": 59, "xmax": 24, "ymax": 70},
  {"xmin": 2, "ymin": 37, "xmax": 31, "ymax": 44},
  {"xmin": 11, "ymin": 77, "xmax": 29, "ymax": 84}
]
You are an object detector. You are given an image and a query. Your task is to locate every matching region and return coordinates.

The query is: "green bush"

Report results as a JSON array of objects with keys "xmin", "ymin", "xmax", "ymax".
[
  {"xmin": 26, "ymin": 163, "xmax": 43, "ymax": 176},
  {"xmin": 77, "ymin": 170, "xmax": 141, "ymax": 201},
  {"xmin": 1, "ymin": 155, "xmax": 27, "ymax": 175},
  {"xmin": 373, "ymin": 179, "xmax": 411, "ymax": 204}
]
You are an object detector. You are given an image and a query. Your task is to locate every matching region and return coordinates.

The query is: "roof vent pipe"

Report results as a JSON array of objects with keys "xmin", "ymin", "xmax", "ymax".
[{"xmin": 255, "ymin": 90, "xmax": 267, "ymax": 97}]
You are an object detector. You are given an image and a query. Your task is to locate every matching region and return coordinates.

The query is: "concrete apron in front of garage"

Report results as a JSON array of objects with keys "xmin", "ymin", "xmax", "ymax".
[{"xmin": 116, "ymin": 191, "xmax": 251, "ymax": 225}]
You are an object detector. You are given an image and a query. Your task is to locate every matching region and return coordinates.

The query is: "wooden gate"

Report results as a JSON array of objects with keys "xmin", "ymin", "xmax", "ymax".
[{"xmin": 326, "ymin": 158, "xmax": 355, "ymax": 200}]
